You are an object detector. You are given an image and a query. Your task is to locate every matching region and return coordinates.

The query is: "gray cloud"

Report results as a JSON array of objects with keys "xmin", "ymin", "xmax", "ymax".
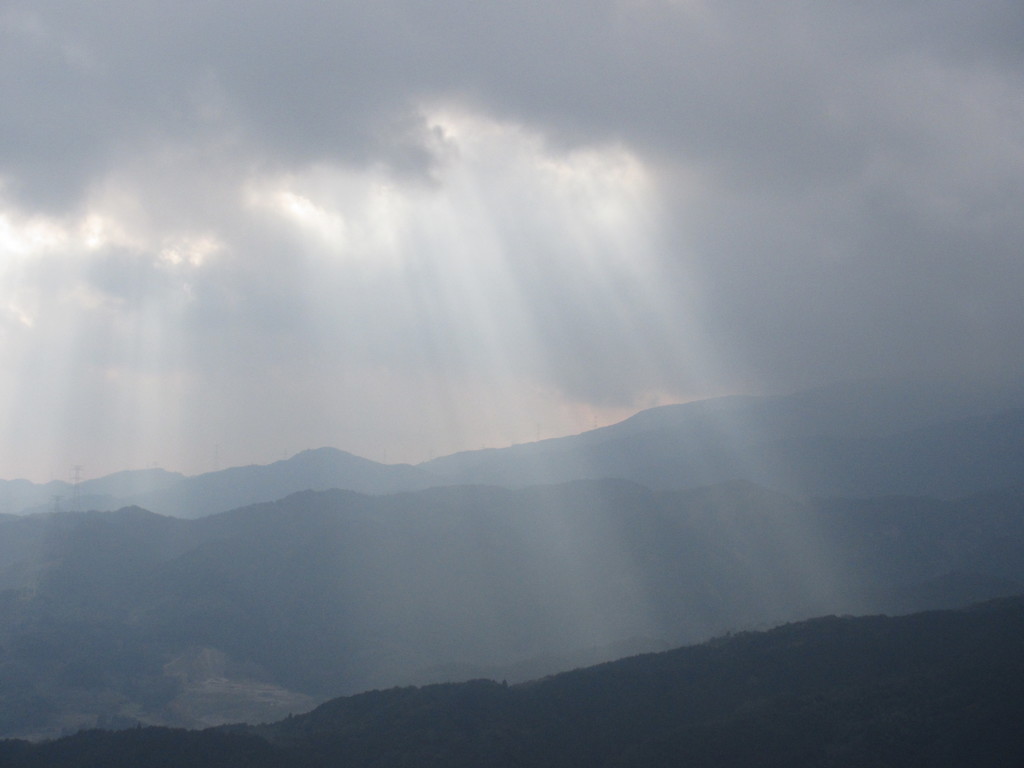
[{"xmin": 2, "ymin": 0, "xmax": 1022, "ymax": 478}]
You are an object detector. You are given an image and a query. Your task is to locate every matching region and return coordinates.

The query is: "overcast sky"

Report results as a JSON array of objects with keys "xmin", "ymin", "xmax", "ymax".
[{"xmin": 2, "ymin": 1, "xmax": 1023, "ymax": 481}]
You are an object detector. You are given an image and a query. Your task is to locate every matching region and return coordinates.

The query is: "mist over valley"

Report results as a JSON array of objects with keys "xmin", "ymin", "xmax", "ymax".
[{"xmin": 1, "ymin": 377, "xmax": 1023, "ymax": 748}]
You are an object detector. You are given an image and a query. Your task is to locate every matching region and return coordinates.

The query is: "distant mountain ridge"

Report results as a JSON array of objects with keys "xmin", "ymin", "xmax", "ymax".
[
  {"xmin": 1, "ymin": 448, "xmax": 437, "ymax": 518},
  {"xmin": 4, "ymin": 376, "xmax": 1024, "ymax": 518},
  {"xmin": 421, "ymin": 377, "xmax": 1024, "ymax": 496}
]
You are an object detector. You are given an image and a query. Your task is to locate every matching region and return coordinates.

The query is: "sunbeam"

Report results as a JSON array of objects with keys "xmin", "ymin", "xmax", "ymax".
[
  {"xmin": 0, "ymin": 192, "xmax": 216, "ymax": 479},
  {"xmin": 235, "ymin": 105, "xmax": 723, "ymax": 467},
  {"xmin": 2, "ymin": 2, "xmax": 1023, "ymax": 752}
]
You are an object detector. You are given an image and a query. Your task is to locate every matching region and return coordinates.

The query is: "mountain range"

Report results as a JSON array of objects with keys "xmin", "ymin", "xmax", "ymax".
[
  {"xmin": 2, "ymin": 375, "xmax": 1023, "ymax": 749},
  {"xmin": 5, "ymin": 375, "xmax": 1024, "ymax": 518},
  {"xmin": 1, "ymin": 479, "xmax": 1022, "ymax": 739}
]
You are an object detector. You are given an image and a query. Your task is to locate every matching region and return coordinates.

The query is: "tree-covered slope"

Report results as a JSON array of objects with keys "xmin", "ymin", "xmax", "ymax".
[
  {"xmin": 1, "ymin": 482, "xmax": 1022, "ymax": 739},
  {"xmin": 3, "ymin": 597, "xmax": 1022, "ymax": 767}
]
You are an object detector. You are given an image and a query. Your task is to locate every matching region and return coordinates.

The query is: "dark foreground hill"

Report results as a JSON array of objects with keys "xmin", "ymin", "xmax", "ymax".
[
  {"xmin": 2, "ymin": 597, "xmax": 1023, "ymax": 767},
  {"xmin": 1, "ymin": 481, "xmax": 1023, "ymax": 739}
]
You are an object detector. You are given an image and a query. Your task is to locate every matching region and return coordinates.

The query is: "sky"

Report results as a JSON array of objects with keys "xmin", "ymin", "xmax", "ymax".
[{"xmin": 2, "ymin": 1, "xmax": 1023, "ymax": 482}]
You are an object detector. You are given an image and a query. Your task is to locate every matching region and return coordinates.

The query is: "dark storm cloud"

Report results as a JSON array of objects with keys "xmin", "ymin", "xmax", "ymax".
[{"xmin": 4, "ymin": 1, "xmax": 1021, "ymax": 183}]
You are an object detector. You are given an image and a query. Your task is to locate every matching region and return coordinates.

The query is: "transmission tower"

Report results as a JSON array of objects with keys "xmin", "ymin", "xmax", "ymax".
[{"xmin": 71, "ymin": 465, "xmax": 84, "ymax": 511}]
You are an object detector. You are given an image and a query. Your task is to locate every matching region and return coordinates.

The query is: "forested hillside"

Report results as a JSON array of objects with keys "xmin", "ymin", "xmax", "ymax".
[
  {"xmin": 2, "ymin": 597, "xmax": 1022, "ymax": 767},
  {"xmin": 1, "ymin": 481, "xmax": 1021, "ymax": 739}
]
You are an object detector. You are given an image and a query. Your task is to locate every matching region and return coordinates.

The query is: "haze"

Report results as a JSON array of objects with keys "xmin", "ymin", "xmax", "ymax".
[{"xmin": 3, "ymin": 1, "xmax": 1022, "ymax": 481}]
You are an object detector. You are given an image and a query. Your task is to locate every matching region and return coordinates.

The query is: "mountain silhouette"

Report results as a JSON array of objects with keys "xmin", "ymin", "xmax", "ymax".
[{"xmin": 5, "ymin": 376, "xmax": 1024, "ymax": 518}]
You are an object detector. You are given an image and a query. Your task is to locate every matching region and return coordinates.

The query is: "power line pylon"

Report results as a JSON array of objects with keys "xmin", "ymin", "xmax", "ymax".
[{"xmin": 71, "ymin": 465, "xmax": 84, "ymax": 511}]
